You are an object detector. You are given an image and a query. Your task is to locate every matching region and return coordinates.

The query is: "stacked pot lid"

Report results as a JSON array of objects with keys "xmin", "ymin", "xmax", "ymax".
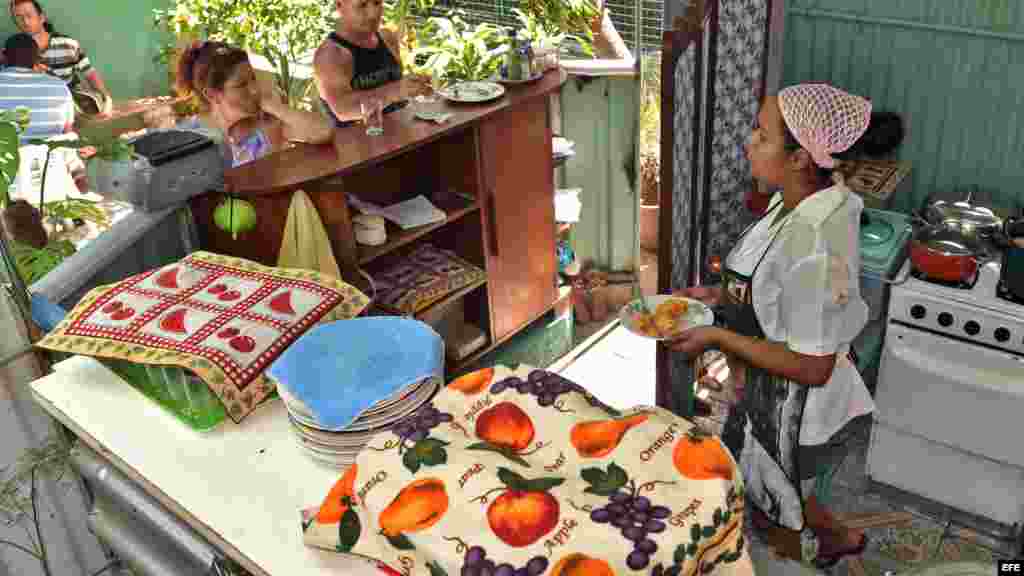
[{"xmin": 277, "ymin": 376, "xmax": 441, "ymax": 468}]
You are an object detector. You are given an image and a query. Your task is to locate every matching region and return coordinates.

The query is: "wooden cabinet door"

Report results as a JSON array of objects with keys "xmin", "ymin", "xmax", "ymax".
[{"xmin": 478, "ymin": 97, "xmax": 557, "ymax": 342}]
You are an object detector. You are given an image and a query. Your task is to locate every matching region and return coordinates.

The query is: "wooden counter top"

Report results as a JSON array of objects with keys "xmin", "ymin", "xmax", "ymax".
[{"xmin": 224, "ymin": 69, "xmax": 567, "ymax": 195}]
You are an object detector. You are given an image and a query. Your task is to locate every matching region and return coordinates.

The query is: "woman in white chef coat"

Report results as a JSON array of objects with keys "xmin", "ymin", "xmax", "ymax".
[{"xmin": 670, "ymin": 83, "xmax": 904, "ymax": 568}]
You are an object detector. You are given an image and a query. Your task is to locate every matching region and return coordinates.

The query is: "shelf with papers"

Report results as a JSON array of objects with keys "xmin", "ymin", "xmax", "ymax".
[{"xmin": 356, "ymin": 194, "xmax": 479, "ymax": 265}]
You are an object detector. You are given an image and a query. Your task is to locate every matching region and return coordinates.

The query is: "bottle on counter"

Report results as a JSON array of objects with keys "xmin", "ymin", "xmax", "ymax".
[
  {"xmin": 505, "ymin": 29, "xmax": 523, "ymax": 81},
  {"xmin": 520, "ymin": 35, "xmax": 534, "ymax": 79}
]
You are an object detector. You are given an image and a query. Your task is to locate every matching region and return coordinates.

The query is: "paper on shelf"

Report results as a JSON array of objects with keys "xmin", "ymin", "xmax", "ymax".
[
  {"xmin": 555, "ymin": 188, "xmax": 582, "ymax": 223},
  {"xmin": 347, "ymin": 194, "xmax": 447, "ymax": 230},
  {"xmin": 553, "ymin": 137, "xmax": 575, "ymax": 157}
]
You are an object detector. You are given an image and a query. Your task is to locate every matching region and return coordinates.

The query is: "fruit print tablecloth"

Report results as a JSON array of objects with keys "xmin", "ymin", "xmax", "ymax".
[
  {"xmin": 301, "ymin": 365, "xmax": 750, "ymax": 576},
  {"xmin": 35, "ymin": 251, "xmax": 368, "ymax": 422}
]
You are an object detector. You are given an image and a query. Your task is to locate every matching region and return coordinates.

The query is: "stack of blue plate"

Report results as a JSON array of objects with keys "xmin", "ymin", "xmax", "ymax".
[{"xmin": 266, "ymin": 317, "xmax": 445, "ymax": 468}]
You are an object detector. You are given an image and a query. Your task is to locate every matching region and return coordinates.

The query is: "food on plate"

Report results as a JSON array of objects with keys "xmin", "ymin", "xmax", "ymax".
[{"xmin": 632, "ymin": 298, "xmax": 690, "ymax": 338}]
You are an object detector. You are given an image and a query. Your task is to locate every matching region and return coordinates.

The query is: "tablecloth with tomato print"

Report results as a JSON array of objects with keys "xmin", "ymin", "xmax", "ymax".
[
  {"xmin": 302, "ymin": 365, "xmax": 749, "ymax": 576},
  {"xmin": 35, "ymin": 251, "xmax": 368, "ymax": 422}
]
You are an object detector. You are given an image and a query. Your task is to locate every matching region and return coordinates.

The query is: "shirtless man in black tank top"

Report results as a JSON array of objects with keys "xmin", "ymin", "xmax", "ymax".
[{"xmin": 313, "ymin": 0, "xmax": 412, "ymax": 124}]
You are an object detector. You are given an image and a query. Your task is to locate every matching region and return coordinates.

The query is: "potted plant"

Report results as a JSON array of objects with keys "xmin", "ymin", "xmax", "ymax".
[
  {"xmin": 410, "ymin": 11, "xmax": 509, "ymax": 84},
  {"xmin": 84, "ymin": 137, "xmax": 136, "ymax": 204}
]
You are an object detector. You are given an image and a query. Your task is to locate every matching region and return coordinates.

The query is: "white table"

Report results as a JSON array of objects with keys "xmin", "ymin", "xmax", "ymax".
[{"xmin": 31, "ymin": 355, "xmax": 379, "ymax": 576}]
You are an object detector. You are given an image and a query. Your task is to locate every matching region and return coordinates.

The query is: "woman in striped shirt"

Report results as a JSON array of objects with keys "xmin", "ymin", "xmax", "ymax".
[{"xmin": 8, "ymin": 0, "xmax": 112, "ymax": 114}]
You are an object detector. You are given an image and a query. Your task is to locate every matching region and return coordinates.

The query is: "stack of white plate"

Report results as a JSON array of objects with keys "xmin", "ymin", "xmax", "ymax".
[{"xmin": 277, "ymin": 377, "xmax": 441, "ymax": 468}]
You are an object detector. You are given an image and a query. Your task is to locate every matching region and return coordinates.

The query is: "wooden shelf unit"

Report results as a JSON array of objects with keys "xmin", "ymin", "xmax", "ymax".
[{"xmin": 191, "ymin": 71, "xmax": 567, "ymax": 378}]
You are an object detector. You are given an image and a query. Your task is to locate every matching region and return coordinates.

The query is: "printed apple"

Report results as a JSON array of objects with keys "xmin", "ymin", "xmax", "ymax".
[
  {"xmin": 208, "ymin": 283, "xmax": 228, "ymax": 294},
  {"xmin": 481, "ymin": 468, "xmax": 563, "ymax": 548},
  {"xmin": 102, "ymin": 301, "xmax": 123, "ymax": 314},
  {"xmin": 217, "ymin": 327, "xmax": 240, "ymax": 339}
]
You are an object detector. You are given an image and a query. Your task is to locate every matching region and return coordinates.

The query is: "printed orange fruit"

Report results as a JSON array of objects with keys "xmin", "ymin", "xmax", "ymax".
[
  {"xmin": 672, "ymin": 428, "xmax": 734, "ymax": 480},
  {"xmin": 550, "ymin": 553, "xmax": 615, "ymax": 576},
  {"xmin": 448, "ymin": 367, "xmax": 495, "ymax": 395},
  {"xmin": 316, "ymin": 464, "xmax": 358, "ymax": 524},
  {"xmin": 475, "ymin": 402, "xmax": 535, "ymax": 451},
  {"xmin": 570, "ymin": 412, "xmax": 649, "ymax": 458},
  {"xmin": 378, "ymin": 477, "xmax": 449, "ymax": 537}
]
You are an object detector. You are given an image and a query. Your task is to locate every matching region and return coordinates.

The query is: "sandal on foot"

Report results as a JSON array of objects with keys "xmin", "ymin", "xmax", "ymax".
[{"xmin": 813, "ymin": 533, "xmax": 868, "ymax": 569}]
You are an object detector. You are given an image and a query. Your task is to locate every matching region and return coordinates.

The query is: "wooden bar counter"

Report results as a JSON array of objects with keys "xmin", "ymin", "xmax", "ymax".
[{"xmin": 189, "ymin": 69, "xmax": 568, "ymax": 370}]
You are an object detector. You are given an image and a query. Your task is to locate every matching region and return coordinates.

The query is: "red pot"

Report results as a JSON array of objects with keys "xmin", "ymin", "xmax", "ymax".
[{"xmin": 908, "ymin": 224, "xmax": 988, "ymax": 283}]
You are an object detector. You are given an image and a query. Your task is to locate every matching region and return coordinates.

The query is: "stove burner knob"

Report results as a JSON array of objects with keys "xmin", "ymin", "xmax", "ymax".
[
  {"xmin": 964, "ymin": 321, "xmax": 981, "ymax": 336},
  {"xmin": 910, "ymin": 305, "xmax": 926, "ymax": 320},
  {"xmin": 937, "ymin": 312, "xmax": 953, "ymax": 327},
  {"xmin": 995, "ymin": 327, "xmax": 1011, "ymax": 342}
]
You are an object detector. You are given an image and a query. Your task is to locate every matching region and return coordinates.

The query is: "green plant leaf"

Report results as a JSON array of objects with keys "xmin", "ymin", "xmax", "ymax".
[
  {"xmin": 0, "ymin": 121, "xmax": 20, "ymax": 191},
  {"xmin": 426, "ymin": 560, "xmax": 448, "ymax": 576},
  {"xmin": 691, "ymin": 523, "xmax": 701, "ymax": 542}
]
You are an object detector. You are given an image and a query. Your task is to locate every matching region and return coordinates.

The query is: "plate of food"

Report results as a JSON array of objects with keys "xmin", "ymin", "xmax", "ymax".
[
  {"xmin": 619, "ymin": 295, "xmax": 714, "ymax": 340},
  {"xmin": 437, "ymin": 81, "xmax": 506, "ymax": 103}
]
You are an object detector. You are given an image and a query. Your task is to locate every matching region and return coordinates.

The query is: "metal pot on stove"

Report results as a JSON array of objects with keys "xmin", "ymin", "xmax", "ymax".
[
  {"xmin": 922, "ymin": 187, "xmax": 1004, "ymax": 241},
  {"xmin": 908, "ymin": 222, "xmax": 992, "ymax": 284}
]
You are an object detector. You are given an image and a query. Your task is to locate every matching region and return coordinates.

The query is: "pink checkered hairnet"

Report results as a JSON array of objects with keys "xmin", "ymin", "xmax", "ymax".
[{"xmin": 778, "ymin": 84, "xmax": 872, "ymax": 169}]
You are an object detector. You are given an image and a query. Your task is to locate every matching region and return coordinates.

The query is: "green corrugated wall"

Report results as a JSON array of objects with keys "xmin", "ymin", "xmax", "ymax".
[
  {"xmin": 783, "ymin": 0, "xmax": 1024, "ymax": 214},
  {"xmin": 2, "ymin": 0, "xmax": 170, "ymax": 99}
]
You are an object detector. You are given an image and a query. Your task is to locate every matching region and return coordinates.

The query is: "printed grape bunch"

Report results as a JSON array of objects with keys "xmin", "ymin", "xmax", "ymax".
[
  {"xmin": 387, "ymin": 403, "xmax": 455, "ymax": 474},
  {"xmin": 490, "ymin": 370, "xmax": 621, "ymax": 416},
  {"xmin": 460, "ymin": 544, "xmax": 549, "ymax": 576},
  {"xmin": 590, "ymin": 491, "xmax": 671, "ymax": 570},
  {"xmin": 579, "ymin": 463, "xmax": 678, "ymax": 571}
]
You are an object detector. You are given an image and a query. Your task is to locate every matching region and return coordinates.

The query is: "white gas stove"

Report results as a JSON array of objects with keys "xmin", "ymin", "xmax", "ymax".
[{"xmin": 869, "ymin": 258, "xmax": 1024, "ymax": 535}]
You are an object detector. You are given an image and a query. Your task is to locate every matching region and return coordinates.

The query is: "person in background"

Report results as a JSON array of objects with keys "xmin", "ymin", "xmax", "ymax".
[
  {"xmin": 670, "ymin": 83, "xmax": 904, "ymax": 567},
  {"xmin": 8, "ymin": 0, "xmax": 113, "ymax": 115},
  {"xmin": 313, "ymin": 0, "xmax": 415, "ymax": 125},
  {"xmin": 176, "ymin": 40, "xmax": 335, "ymax": 168},
  {"xmin": 1, "ymin": 32, "xmax": 73, "ymax": 143},
  {"xmin": 1, "ymin": 32, "xmax": 88, "ymax": 193}
]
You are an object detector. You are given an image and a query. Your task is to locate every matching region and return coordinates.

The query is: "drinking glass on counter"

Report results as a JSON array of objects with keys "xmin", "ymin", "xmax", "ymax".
[{"xmin": 361, "ymin": 98, "xmax": 384, "ymax": 136}]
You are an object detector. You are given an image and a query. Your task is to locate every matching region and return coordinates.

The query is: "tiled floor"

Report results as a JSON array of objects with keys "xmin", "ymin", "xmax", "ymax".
[{"xmin": 555, "ymin": 320, "xmax": 1018, "ymax": 575}]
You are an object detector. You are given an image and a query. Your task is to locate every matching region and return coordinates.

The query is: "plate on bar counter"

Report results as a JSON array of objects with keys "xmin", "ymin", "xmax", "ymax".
[
  {"xmin": 491, "ymin": 71, "xmax": 544, "ymax": 85},
  {"xmin": 437, "ymin": 81, "xmax": 505, "ymax": 103}
]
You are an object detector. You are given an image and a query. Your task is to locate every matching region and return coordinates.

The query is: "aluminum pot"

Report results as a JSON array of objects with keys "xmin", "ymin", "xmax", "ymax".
[
  {"xmin": 922, "ymin": 188, "xmax": 1004, "ymax": 240},
  {"xmin": 909, "ymin": 223, "xmax": 991, "ymax": 284}
]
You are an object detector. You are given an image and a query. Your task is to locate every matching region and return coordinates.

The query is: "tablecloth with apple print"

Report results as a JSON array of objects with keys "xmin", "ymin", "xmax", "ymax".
[
  {"xmin": 301, "ymin": 365, "xmax": 749, "ymax": 576},
  {"xmin": 35, "ymin": 251, "xmax": 368, "ymax": 422}
]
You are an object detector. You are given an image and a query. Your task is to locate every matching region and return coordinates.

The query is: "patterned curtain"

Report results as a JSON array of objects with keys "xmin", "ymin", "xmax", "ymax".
[{"xmin": 663, "ymin": 0, "xmax": 769, "ymax": 416}]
